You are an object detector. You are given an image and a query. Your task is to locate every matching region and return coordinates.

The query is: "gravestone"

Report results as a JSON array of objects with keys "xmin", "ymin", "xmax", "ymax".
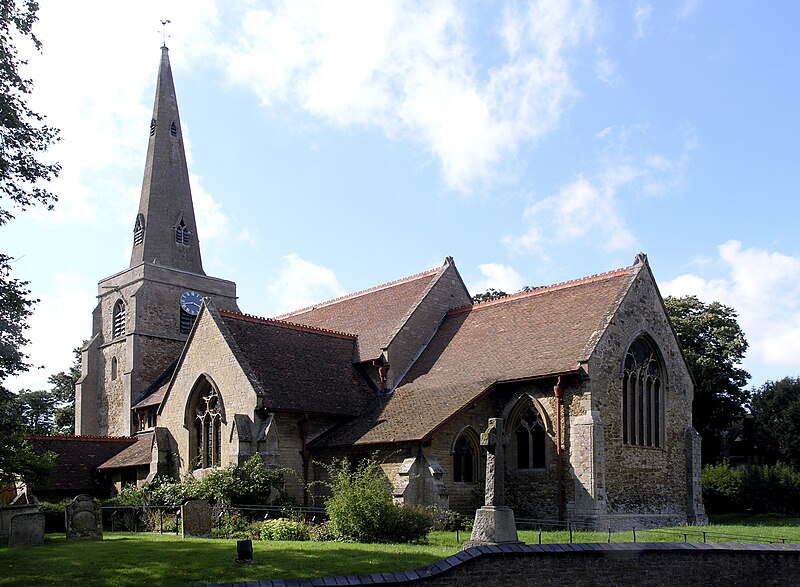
[
  {"xmin": 8, "ymin": 512, "xmax": 45, "ymax": 547},
  {"xmin": 181, "ymin": 500, "xmax": 212, "ymax": 538},
  {"xmin": 66, "ymin": 494, "xmax": 103, "ymax": 541},
  {"xmin": 464, "ymin": 418, "xmax": 520, "ymax": 548}
]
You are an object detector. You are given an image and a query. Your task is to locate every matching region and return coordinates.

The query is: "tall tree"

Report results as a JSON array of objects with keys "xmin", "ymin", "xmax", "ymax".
[
  {"xmin": 49, "ymin": 343, "xmax": 82, "ymax": 434},
  {"xmin": 17, "ymin": 387, "xmax": 55, "ymax": 433},
  {"xmin": 0, "ymin": 0, "xmax": 61, "ymax": 224},
  {"xmin": 664, "ymin": 295, "xmax": 750, "ymax": 464},
  {"xmin": 0, "ymin": 0, "xmax": 59, "ymax": 483},
  {"xmin": 751, "ymin": 377, "xmax": 800, "ymax": 468}
]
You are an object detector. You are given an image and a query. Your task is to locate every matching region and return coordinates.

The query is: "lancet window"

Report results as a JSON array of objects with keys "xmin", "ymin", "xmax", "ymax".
[
  {"xmin": 622, "ymin": 336, "xmax": 663, "ymax": 448},
  {"xmin": 513, "ymin": 405, "xmax": 546, "ymax": 469},
  {"xmin": 453, "ymin": 431, "xmax": 478, "ymax": 483}
]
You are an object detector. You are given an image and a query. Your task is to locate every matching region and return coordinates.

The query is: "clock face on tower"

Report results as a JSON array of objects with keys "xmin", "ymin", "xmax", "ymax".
[{"xmin": 180, "ymin": 290, "xmax": 203, "ymax": 315}]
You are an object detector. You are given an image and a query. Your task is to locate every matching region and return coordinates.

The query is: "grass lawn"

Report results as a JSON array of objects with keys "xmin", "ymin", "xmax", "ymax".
[{"xmin": 2, "ymin": 518, "xmax": 800, "ymax": 587}]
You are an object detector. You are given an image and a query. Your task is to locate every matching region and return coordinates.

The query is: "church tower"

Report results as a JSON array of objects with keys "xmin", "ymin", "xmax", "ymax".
[{"xmin": 75, "ymin": 47, "xmax": 240, "ymax": 437}]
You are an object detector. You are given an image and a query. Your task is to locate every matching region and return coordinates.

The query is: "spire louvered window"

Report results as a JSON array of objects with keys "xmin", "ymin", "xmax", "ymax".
[
  {"xmin": 112, "ymin": 300, "xmax": 126, "ymax": 339},
  {"xmin": 175, "ymin": 218, "xmax": 190, "ymax": 246},
  {"xmin": 133, "ymin": 214, "xmax": 145, "ymax": 246},
  {"xmin": 150, "ymin": 118, "xmax": 156, "ymax": 137},
  {"xmin": 170, "ymin": 121, "xmax": 177, "ymax": 137}
]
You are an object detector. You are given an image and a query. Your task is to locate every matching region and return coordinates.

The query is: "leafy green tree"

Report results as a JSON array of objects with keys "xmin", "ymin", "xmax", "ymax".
[
  {"xmin": 48, "ymin": 344, "xmax": 82, "ymax": 434},
  {"xmin": 0, "ymin": 0, "xmax": 61, "ymax": 224},
  {"xmin": 471, "ymin": 288, "xmax": 508, "ymax": 303},
  {"xmin": 664, "ymin": 295, "xmax": 750, "ymax": 464},
  {"xmin": 0, "ymin": 0, "xmax": 59, "ymax": 483},
  {"xmin": 751, "ymin": 377, "xmax": 800, "ymax": 468},
  {"xmin": 17, "ymin": 387, "xmax": 55, "ymax": 433}
]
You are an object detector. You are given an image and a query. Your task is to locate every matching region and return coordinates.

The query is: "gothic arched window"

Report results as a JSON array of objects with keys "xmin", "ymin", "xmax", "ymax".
[
  {"xmin": 175, "ymin": 218, "xmax": 190, "ymax": 246},
  {"xmin": 133, "ymin": 213, "xmax": 145, "ymax": 246},
  {"xmin": 110, "ymin": 356, "xmax": 118, "ymax": 380},
  {"xmin": 112, "ymin": 300, "xmax": 126, "ymax": 339},
  {"xmin": 513, "ymin": 405, "xmax": 546, "ymax": 469},
  {"xmin": 190, "ymin": 379, "xmax": 224, "ymax": 469},
  {"xmin": 622, "ymin": 336, "xmax": 663, "ymax": 448},
  {"xmin": 453, "ymin": 430, "xmax": 479, "ymax": 483}
]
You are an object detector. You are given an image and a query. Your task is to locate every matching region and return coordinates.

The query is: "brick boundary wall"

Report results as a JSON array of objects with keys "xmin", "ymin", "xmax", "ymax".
[{"xmin": 207, "ymin": 542, "xmax": 800, "ymax": 587}]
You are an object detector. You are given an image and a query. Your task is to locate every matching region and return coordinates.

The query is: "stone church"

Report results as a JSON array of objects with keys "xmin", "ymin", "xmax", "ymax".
[{"xmin": 76, "ymin": 47, "xmax": 707, "ymax": 529}]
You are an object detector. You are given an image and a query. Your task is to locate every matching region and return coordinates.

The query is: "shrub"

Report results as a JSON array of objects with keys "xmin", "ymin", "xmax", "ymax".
[
  {"xmin": 317, "ymin": 454, "xmax": 431, "ymax": 543},
  {"xmin": 309, "ymin": 520, "xmax": 338, "ymax": 542},
  {"xmin": 212, "ymin": 511, "xmax": 262, "ymax": 540},
  {"xmin": 143, "ymin": 454, "xmax": 295, "ymax": 507},
  {"xmin": 260, "ymin": 518, "xmax": 310, "ymax": 541},
  {"xmin": 427, "ymin": 505, "xmax": 466, "ymax": 531},
  {"xmin": 391, "ymin": 506, "xmax": 433, "ymax": 543},
  {"xmin": 702, "ymin": 461, "xmax": 744, "ymax": 514},
  {"xmin": 702, "ymin": 461, "xmax": 800, "ymax": 515}
]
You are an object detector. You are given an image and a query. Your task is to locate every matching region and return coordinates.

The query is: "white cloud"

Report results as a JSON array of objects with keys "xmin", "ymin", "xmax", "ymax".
[
  {"xmin": 217, "ymin": 0, "xmax": 598, "ymax": 192},
  {"xmin": 266, "ymin": 254, "xmax": 347, "ymax": 315},
  {"xmin": 677, "ymin": 0, "xmax": 701, "ymax": 20},
  {"xmin": 468, "ymin": 263, "xmax": 527, "ymax": 296},
  {"xmin": 503, "ymin": 175, "xmax": 636, "ymax": 255},
  {"xmin": 503, "ymin": 124, "xmax": 697, "ymax": 257},
  {"xmin": 661, "ymin": 241, "xmax": 800, "ymax": 376},
  {"xmin": 635, "ymin": 3, "xmax": 653, "ymax": 38},
  {"xmin": 595, "ymin": 46, "xmax": 618, "ymax": 85}
]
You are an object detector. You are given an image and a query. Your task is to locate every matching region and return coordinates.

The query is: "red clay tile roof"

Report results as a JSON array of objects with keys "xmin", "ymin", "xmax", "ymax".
[
  {"xmin": 218, "ymin": 310, "xmax": 376, "ymax": 416},
  {"xmin": 27, "ymin": 435, "xmax": 138, "ymax": 491},
  {"xmin": 313, "ymin": 264, "xmax": 638, "ymax": 447},
  {"xmin": 98, "ymin": 433, "xmax": 153, "ymax": 470},
  {"xmin": 275, "ymin": 267, "xmax": 441, "ymax": 361}
]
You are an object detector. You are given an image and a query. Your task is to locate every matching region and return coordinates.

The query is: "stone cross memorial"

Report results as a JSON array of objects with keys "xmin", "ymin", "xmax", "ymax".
[{"xmin": 464, "ymin": 417, "xmax": 520, "ymax": 548}]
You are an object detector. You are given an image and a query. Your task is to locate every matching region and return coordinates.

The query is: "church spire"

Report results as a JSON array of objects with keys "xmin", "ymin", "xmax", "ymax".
[{"xmin": 129, "ymin": 46, "xmax": 205, "ymax": 275}]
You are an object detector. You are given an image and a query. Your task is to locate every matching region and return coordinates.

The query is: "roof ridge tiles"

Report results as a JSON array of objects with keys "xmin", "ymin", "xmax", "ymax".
[
  {"xmin": 274, "ymin": 266, "xmax": 441, "ymax": 318},
  {"xmin": 218, "ymin": 308, "xmax": 358, "ymax": 340},
  {"xmin": 25, "ymin": 434, "xmax": 139, "ymax": 443},
  {"xmin": 448, "ymin": 264, "xmax": 635, "ymax": 315}
]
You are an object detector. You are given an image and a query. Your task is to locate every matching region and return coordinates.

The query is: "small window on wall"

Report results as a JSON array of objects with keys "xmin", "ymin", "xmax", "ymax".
[
  {"xmin": 514, "ymin": 405, "xmax": 546, "ymax": 470},
  {"xmin": 112, "ymin": 300, "xmax": 126, "ymax": 339},
  {"xmin": 622, "ymin": 336, "xmax": 663, "ymax": 448},
  {"xmin": 111, "ymin": 356, "xmax": 118, "ymax": 380},
  {"xmin": 453, "ymin": 432, "xmax": 478, "ymax": 483}
]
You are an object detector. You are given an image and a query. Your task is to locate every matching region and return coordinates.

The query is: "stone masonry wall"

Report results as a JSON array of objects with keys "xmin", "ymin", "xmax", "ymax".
[
  {"xmin": 235, "ymin": 543, "xmax": 800, "ymax": 587},
  {"xmin": 584, "ymin": 264, "xmax": 700, "ymax": 528},
  {"xmin": 384, "ymin": 262, "xmax": 471, "ymax": 390}
]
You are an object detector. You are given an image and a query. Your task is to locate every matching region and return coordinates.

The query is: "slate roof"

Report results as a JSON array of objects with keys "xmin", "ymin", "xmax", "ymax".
[
  {"xmin": 97, "ymin": 432, "xmax": 153, "ymax": 470},
  {"xmin": 27, "ymin": 435, "xmax": 138, "ymax": 491},
  {"xmin": 218, "ymin": 310, "xmax": 377, "ymax": 417},
  {"xmin": 312, "ymin": 263, "xmax": 639, "ymax": 447},
  {"xmin": 275, "ymin": 266, "xmax": 441, "ymax": 361},
  {"xmin": 132, "ymin": 359, "xmax": 177, "ymax": 410}
]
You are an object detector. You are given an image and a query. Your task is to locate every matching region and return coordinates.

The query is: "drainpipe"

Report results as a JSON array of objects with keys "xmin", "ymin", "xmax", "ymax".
[
  {"xmin": 300, "ymin": 414, "xmax": 310, "ymax": 508},
  {"xmin": 372, "ymin": 359, "xmax": 388, "ymax": 393},
  {"xmin": 554, "ymin": 376, "xmax": 564, "ymax": 521}
]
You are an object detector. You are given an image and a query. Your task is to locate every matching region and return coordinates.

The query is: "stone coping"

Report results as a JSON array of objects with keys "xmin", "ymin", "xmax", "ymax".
[{"xmin": 194, "ymin": 542, "xmax": 800, "ymax": 586}]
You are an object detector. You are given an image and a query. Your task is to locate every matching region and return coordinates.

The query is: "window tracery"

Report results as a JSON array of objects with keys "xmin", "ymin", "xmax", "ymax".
[
  {"xmin": 192, "ymin": 381, "xmax": 223, "ymax": 469},
  {"xmin": 622, "ymin": 336, "xmax": 663, "ymax": 447},
  {"xmin": 513, "ymin": 405, "xmax": 546, "ymax": 469}
]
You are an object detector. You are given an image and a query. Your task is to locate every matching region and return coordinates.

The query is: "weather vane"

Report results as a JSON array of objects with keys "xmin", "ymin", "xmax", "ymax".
[{"xmin": 160, "ymin": 19, "xmax": 171, "ymax": 47}]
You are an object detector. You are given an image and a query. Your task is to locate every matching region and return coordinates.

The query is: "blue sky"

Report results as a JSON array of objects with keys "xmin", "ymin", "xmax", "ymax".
[{"xmin": 1, "ymin": 0, "xmax": 798, "ymax": 394}]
